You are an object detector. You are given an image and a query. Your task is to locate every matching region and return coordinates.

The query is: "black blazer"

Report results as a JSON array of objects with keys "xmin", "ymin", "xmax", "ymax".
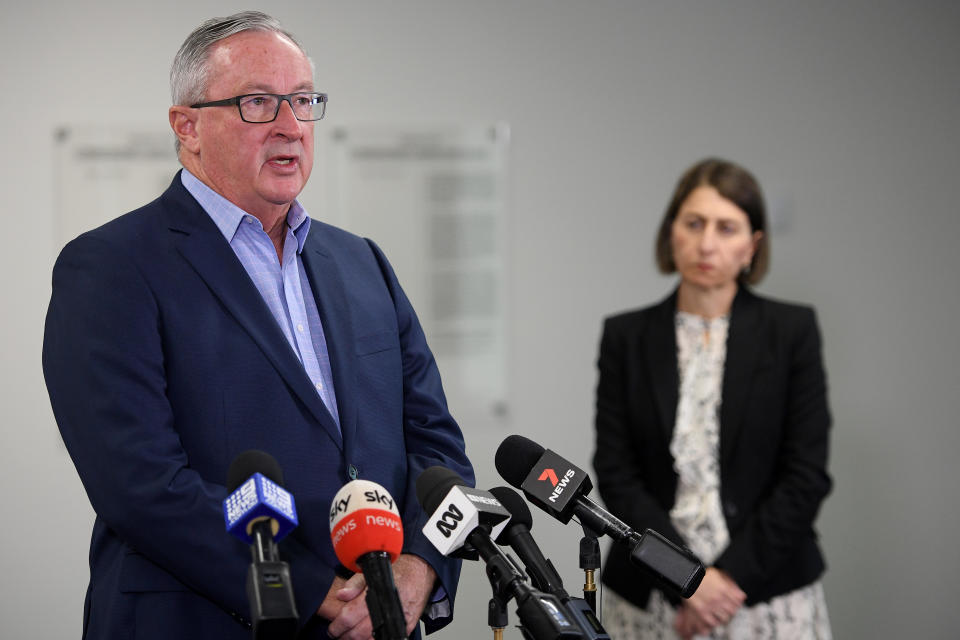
[{"xmin": 593, "ymin": 287, "xmax": 831, "ymax": 607}]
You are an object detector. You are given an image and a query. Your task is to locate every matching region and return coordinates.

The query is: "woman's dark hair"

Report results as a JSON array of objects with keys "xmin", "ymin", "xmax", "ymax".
[{"xmin": 655, "ymin": 158, "xmax": 770, "ymax": 285}]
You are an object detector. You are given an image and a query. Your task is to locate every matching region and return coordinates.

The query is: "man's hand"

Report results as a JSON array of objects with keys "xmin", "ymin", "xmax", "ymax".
[
  {"xmin": 392, "ymin": 554, "xmax": 437, "ymax": 635},
  {"xmin": 317, "ymin": 574, "xmax": 366, "ymax": 637},
  {"xmin": 672, "ymin": 567, "xmax": 745, "ymax": 638},
  {"xmin": 320, "ymin": 554, "xmax": 437, "ymax": 639}
]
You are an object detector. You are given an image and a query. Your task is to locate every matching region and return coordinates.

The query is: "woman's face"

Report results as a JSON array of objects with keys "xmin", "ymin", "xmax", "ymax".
[{"xmin": 670, "ymin": 185, "xmax": 762, "ymax": 291}]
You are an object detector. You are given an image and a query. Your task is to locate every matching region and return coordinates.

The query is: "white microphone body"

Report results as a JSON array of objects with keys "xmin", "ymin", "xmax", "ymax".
[
  {"xmin": 417, "ymin": 467, "xmax": 585, "ymax": 639},
  {"xmin": 422, "ymin": 485, "xmax": 511, "ymax": 558}
]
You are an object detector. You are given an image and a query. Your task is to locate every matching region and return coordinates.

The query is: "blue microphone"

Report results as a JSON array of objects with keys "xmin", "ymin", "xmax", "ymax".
[
  {"xmin": 224, "ymin": 461, "xmax": 298, "ymax": 544},
  {"xmin": 224, "ymin": 450, "xmax": 299, "ymax": 639}
]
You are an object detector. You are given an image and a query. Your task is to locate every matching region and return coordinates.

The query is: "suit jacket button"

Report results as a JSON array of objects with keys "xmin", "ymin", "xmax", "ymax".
[
  {"xmin": 724, "ymin": 501, "xmax": 738, "ymax": 517},
  {"xmin": 348, "ymin": 464, "xmax": 358, "ymax": 480}
]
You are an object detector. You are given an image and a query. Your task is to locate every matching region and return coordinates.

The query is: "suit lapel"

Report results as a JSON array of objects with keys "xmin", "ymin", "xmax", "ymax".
[
  {"xmin": 300, "ymin": 236, "xmax": 358, "ymax": 451},
  {"xmin": 161, "ymin": 177, "xmax": 344, "ymax": 450},
  {"xmin": 643, "ymin": 292, "xmax": 680, "ymax": 442},
  {"xmin": 719, "ymin": 287, "xmax": 763, "ymax": 463}
]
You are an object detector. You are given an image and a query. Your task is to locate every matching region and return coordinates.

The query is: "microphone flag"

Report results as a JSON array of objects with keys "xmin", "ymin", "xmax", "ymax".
[
  {"xmin": 224, "ymin": 471, "xmax": 298, "ymax": 545},
  {"xmin": 519, "ymin": 448, "xmax": 593, "ymax": 524}
]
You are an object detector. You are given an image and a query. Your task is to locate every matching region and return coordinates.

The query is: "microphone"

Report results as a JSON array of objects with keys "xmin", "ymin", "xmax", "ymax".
[
  {"xmin": 417, "ymin": 466, "xmax": 511, "ymax": 559},
  {"xmin": 490, "ymin": 487, "xmax": 611, "ymax": 640},
  {"xmin": 416, "ymin": 466, "xmax": 584, "ymax": 640},
  {"xmin": 328, "ymin": 479, "xmax": 407, "ymax": 640},
  {"xmin": 495, "ymin": 435, "xmax": 705, "ymax": 599},
  {"xmin": 224, "ymin": 450, "xmax": 299, "ymax": 639},
  {"xmin": 489, "ymin": 486, "xmax": 566, "ymax": 595}
]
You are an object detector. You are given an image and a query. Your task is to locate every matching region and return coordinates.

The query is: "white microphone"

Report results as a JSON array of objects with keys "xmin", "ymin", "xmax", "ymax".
[
  {"xmin": 418, "ymin": 472, "xmax": 511, "ymax": 559},
  {"xmin": 416, "ymin": 466, "xmax": 584, "ymax": 639}
]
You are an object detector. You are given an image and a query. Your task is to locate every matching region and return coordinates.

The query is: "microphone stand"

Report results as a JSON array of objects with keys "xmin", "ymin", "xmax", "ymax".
[
  {"xmin": 488, "ymin": 593, "xmax": 509, "ymax": 640},
  {"xmin": 248, "ymin": 519, "xmax": 298, "ymax": 640},
  {"xmin": 471, "ymin": 536, "xmax": 583, "ymax": 639},
  {"xmin": 578, "ymin": 527, "xmax": 601, "ymax": 614}
]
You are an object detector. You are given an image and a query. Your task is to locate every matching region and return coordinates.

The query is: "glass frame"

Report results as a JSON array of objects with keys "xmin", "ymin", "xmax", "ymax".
[{"xmin": 190, "ymin": 92, "xmax": 328, "ymax": 123}]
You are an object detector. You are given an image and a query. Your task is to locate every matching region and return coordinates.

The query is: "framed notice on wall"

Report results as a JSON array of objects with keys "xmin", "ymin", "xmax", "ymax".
[
  {"xmin": 325, "ymin": 124, "xmax": 511, "ymax": 430},
  {"xmin": 52, "ymin": 122, "xmax": 512, "ymax": 429}
]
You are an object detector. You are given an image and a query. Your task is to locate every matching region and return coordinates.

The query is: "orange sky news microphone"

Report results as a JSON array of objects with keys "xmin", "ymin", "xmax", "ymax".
[
  {"xmin": 224, "ymin": 450, "xmax": 299, "ymax": 639},
  {"xmin": 495, "ymin": 435, "xmax": 705, "ymax": 599},
  {"xmin": 329, "ymin": 479, "xmax": 406, "ymax": 640}
]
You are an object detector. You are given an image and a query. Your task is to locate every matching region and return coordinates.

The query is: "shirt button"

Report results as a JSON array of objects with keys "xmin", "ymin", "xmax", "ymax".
[
  {"xmin": 348, "ymin": 465, "xmax": 358, "ymax": 480},
  {"xmin": 297, "ymin": 324, "xmax": 304, "ymax": 333},
  {"xmin": 315, "ymin": 382, "xmax": 323, "ymax": 391},
  {"xmin": 244, "ymin": 217, "xmax": 254, "ymax": 224}
]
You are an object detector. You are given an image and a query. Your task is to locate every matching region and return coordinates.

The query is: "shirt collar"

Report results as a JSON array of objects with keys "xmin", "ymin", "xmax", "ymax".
[{"xmin": 180, "ymin": 168, "xmax": 311, "ymax": 254}]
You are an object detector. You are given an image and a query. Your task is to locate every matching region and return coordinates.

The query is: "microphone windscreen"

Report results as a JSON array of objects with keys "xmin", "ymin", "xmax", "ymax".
[
  {"xmin": 227, "ymin": 449, "xmax": 285, "ymax": 491},
  {"xmin": 489, "ymin": 486, "xmax": 533, "ymax": 530},
  {"xmin": 415, "ymin": 465, "xmax": 468, "ymax": 514},
  {"xmin": 329, "ymin": 480, "xmax": 403, "ymax": 572},
  {"xmin": 495, "ymin": 435, "xmax": 545, "ymax": 488}
]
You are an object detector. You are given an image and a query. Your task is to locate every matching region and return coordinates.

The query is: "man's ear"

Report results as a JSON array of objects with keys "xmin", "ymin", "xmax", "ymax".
[{"xmin": 169, "ymin": 106, "xmax": 201, "ymax": 154}]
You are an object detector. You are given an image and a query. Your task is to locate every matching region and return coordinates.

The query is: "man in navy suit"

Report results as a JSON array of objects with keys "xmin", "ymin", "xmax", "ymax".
[{"xmin": 42, "ymin": 11, "xmax": 473, "ymax": 639}]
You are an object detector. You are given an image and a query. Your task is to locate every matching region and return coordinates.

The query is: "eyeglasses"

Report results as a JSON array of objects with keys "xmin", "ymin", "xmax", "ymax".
[{"xmin": 190, "ymin": 92, "xmax": 328, "ymax": 123}]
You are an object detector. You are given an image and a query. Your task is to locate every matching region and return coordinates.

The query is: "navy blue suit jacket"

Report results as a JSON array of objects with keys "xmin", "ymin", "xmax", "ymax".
[{"xmin": 43, "ymin": 173, "xmax": 474, "ymax": 639}]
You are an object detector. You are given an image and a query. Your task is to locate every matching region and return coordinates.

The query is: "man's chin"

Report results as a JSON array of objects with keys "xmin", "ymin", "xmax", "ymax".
[{"xmin": 259, "ymin": 182, "xmax": 306, "ymax": 207}]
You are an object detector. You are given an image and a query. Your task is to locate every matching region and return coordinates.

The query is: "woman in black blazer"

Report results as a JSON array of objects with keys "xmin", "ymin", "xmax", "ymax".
[{"xmin": 593, "ymin": 159, "xmax": 832, "ymax": 639}]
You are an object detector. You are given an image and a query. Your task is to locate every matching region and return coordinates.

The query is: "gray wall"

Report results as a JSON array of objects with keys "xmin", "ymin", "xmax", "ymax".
[{"xmin": 3, "ymin": 1, "xmax": 958, "ymax": 638}]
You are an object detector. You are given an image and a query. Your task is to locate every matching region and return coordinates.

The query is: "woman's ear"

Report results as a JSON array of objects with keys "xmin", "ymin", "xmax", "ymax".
[{"xmin": 748, "ymin": 230, "xmax": 764, "ymax": 267}]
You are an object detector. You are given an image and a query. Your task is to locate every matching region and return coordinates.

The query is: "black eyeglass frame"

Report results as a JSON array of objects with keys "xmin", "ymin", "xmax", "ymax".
[{"xmin": 190, "ymin": 92, "xmax": 328, "ymax": 123}]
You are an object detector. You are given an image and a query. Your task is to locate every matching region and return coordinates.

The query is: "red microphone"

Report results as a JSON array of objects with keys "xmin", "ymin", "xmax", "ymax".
[{"xmin": 329, "ymin": 480, "xmax": 406, "ymax": 639}]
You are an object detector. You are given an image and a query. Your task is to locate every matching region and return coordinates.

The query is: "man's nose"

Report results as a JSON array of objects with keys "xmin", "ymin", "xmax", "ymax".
[{"xmin": 272, "ymin": 98, "xmax": 302, "ymax": 135}]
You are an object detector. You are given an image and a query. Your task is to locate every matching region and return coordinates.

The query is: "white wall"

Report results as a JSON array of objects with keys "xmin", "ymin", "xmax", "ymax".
[{"xmin": 3, "ymin": 1, "xmax": 958, "ymax": 637}]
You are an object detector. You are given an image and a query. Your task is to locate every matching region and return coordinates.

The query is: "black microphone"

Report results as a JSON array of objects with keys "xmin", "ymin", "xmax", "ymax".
[
  {"xmin": 224, "ymin": 450, "xmax": 299, "ymax": 639},
  {"xmin": 490, "ymin": 487, "xmax": 611, "ymax": 640},
  {"xmin": 416, "ymin": 466, "xmax": 584, "ymax": 640},
  {"xmin": 495, "ymin": 435, "xmax": 705, "ymax": 599},
  {"xmin": 489, "ymin": 486, "xmax": 567, "ymax": 596}
]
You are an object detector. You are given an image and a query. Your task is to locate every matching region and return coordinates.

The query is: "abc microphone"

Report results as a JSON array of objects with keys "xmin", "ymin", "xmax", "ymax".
[
  {"xmin": 224, "ymin": 450, "xmax": 299, "ymax": 639},
  {"xmin": 417, "ymin": 466, "xmax": 584, "ymax": 640},
  {"xmin": 329, "ymin": 480, "xmax": 406, "ymax": 640},
  {"xmin": 495, "ymin": 435, "xmax": 705, "ymax": 599}
]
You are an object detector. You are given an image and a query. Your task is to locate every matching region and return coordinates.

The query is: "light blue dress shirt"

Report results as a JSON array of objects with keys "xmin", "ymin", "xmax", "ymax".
[
  {"xmin": 183, "ymin": 169, "xmax": 453, "ymax": 611},
  {"xmin": 181, "ymin": 169, "xmax": 340, "ymax": 430}
]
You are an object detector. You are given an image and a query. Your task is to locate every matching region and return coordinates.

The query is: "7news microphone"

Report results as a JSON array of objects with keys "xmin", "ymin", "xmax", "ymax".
[
  {"xmin": 495, "ymin": 435, "xmax": 705, "ymax": 599},
  {"xmin": 223, "ymin": 450, "xmax": 299, "ymax": 639},
  {"xmin": 328, "ymin": 480, "xmax": 407, "ymax": 640},
  {"xmin": 490, "ymin": 487, "xmax": 610, "ymax": 640},
  {"xmin": 416, "ymin": 466, "xmax": 584, "ymax": 639}
]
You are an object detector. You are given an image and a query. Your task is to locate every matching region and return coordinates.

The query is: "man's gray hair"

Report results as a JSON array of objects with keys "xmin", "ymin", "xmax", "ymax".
[
  {"xmin": 170, "ymin": 11, "xmax": 314, "ymax": 153},
  {"xmin": 171, "ymin": 11, "xmax": 312, "ymax": 105}
]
